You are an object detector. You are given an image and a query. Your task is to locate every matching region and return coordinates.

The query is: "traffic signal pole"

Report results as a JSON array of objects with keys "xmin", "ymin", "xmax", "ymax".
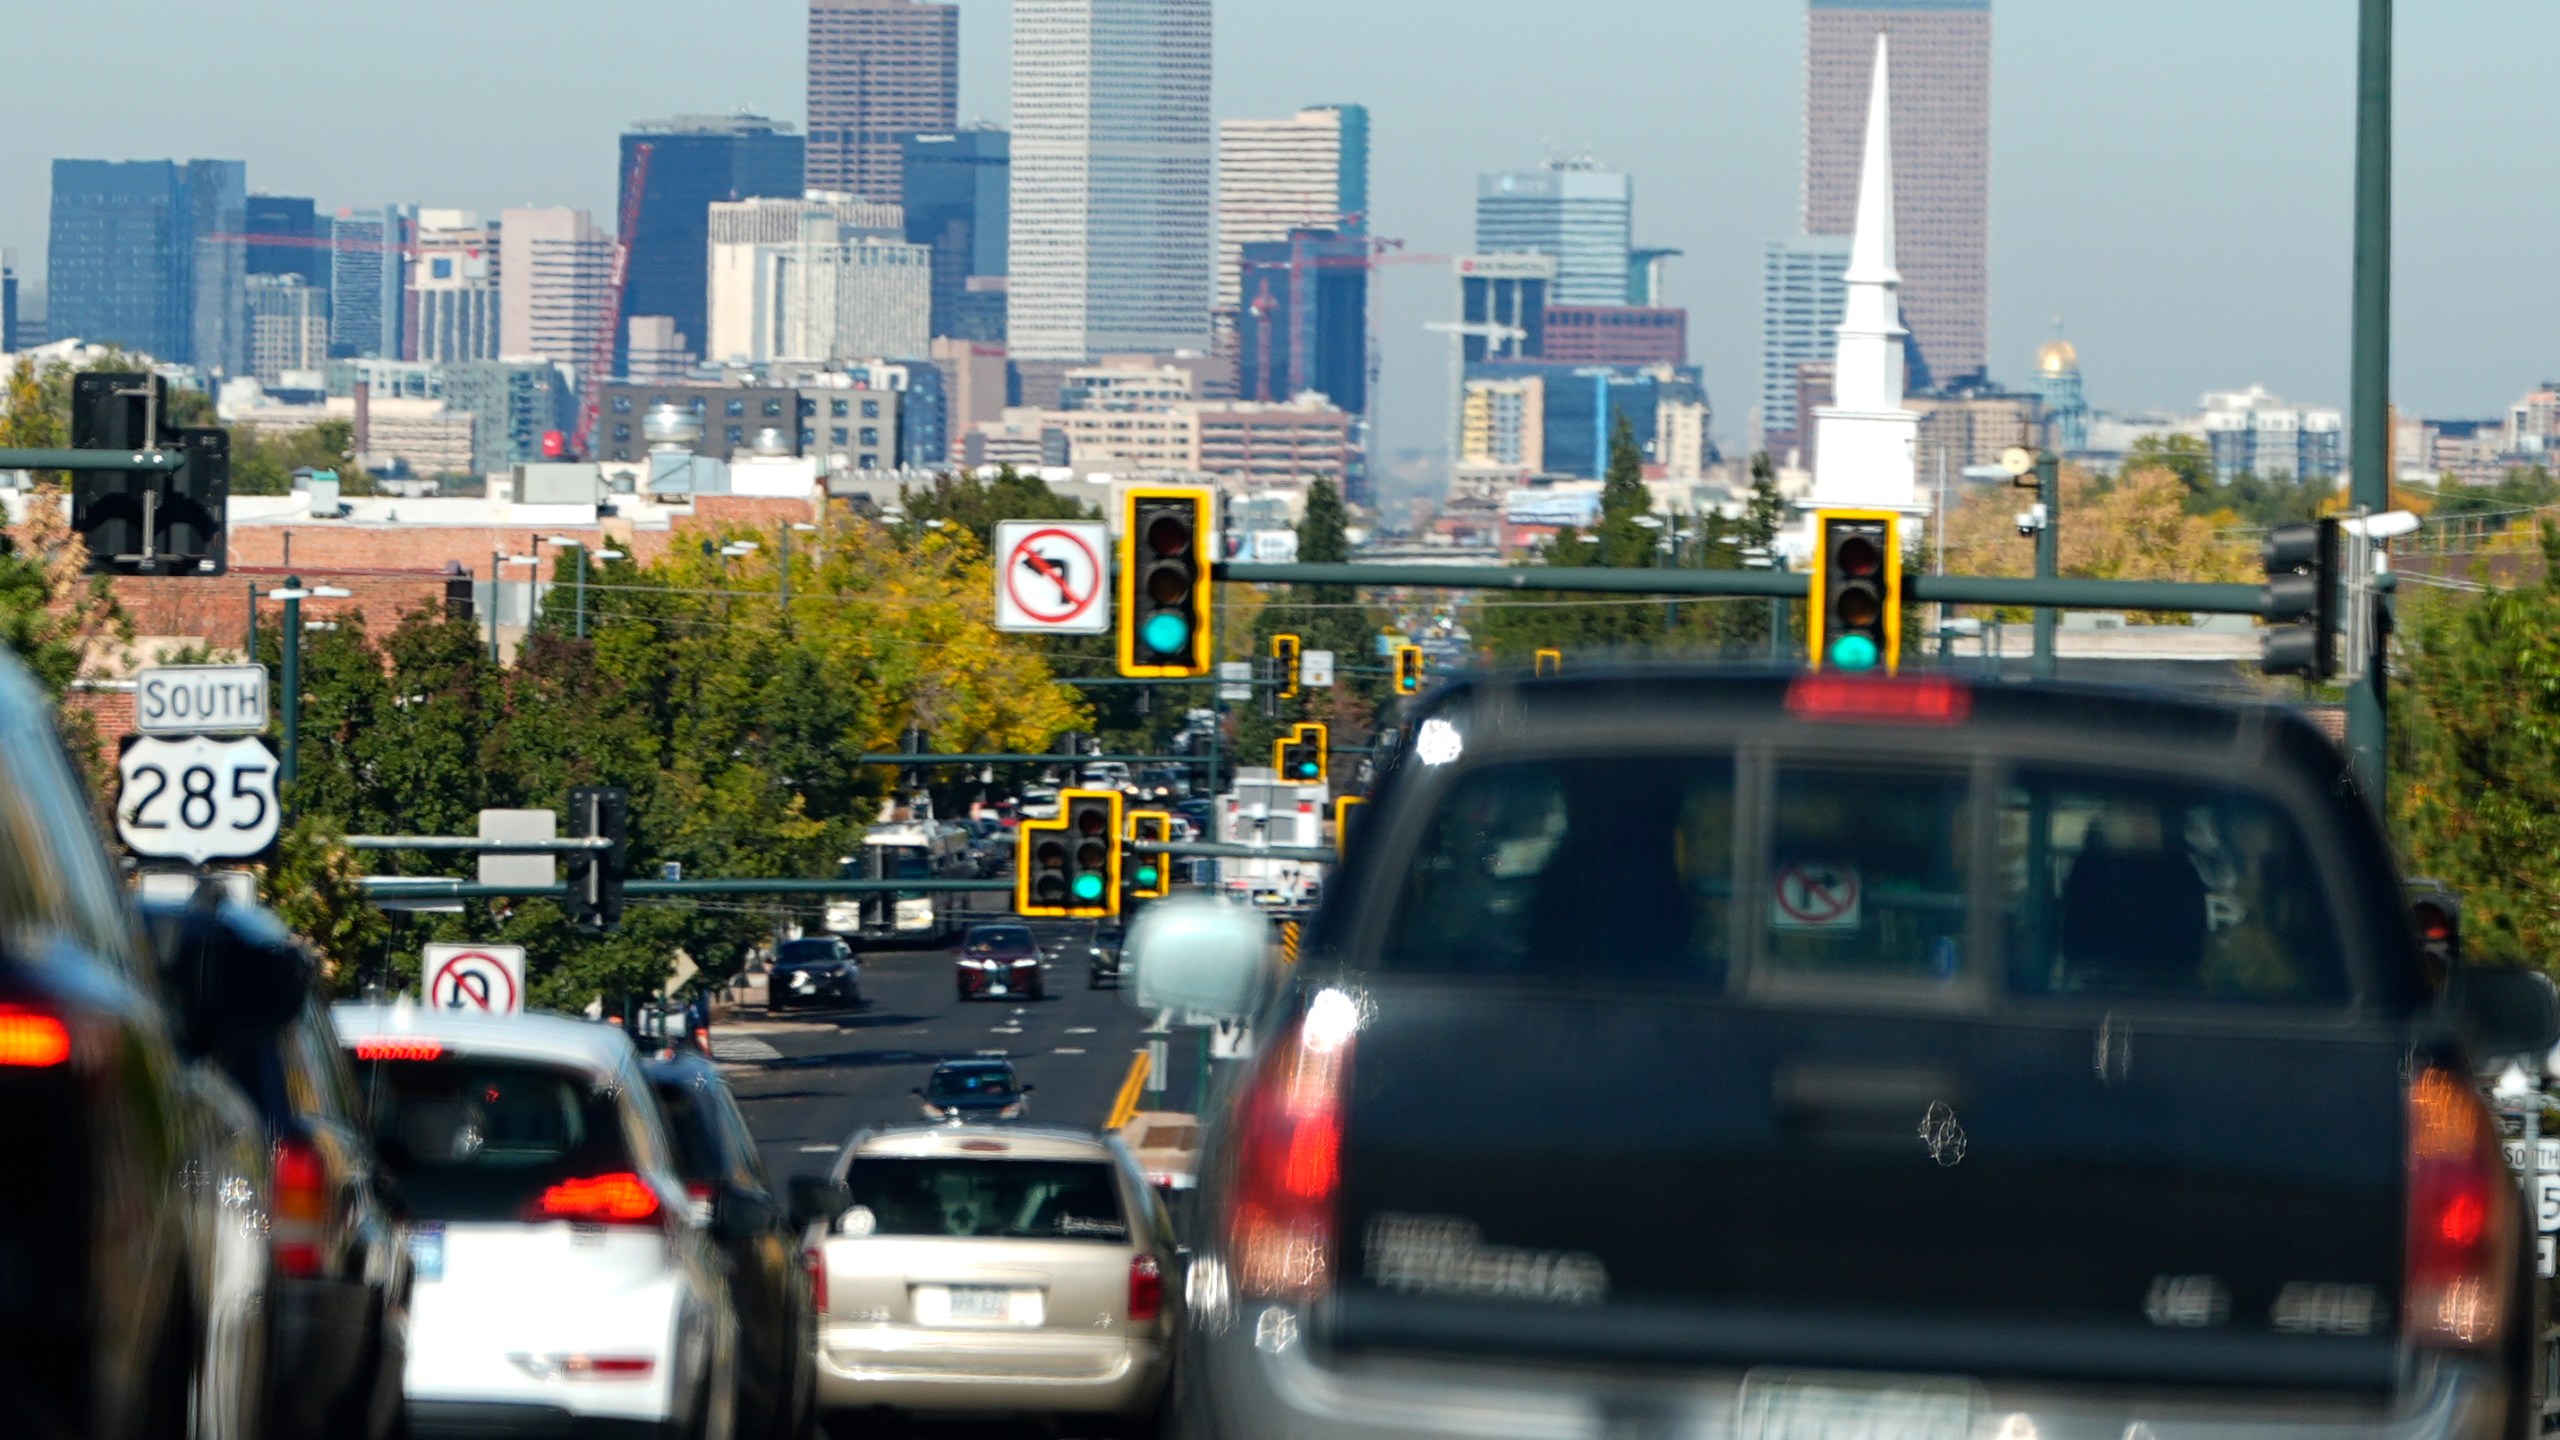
[
  {"xmin": 2346, "ymin": 0, "xmax": 2393, "ymax": 797},
  {"xmin": 2033, "ymin": 452, "xmax": 2060, "ymax": 681}
]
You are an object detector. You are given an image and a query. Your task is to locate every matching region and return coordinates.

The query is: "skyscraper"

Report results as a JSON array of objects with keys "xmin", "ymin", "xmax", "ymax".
[
  {"xmin": 705, "ymin": 197, "xmax": 927, "ymax": 363},
  {"xmin": 245, "ymin": 274, "xmax": 329, "ymax": 383},
  {"xmin": 1761, "ymin": 235, "xmax": 1851, "ymax": 445},
  {"xmin": 902, "ymin": 128, "xmax": 1009, "ymax": 339},
  {"xmin": 619, "ymin": 115, "xmax": 806, "ymax": 371},
  {"xmin": 1008, "ymin": 0, "xmax": 1214, "ymax": 362},
  {"xmin": 47, "ymin": 158, "xmax": 246, "ymax": 370},
  {"xmin": 1806, "ymin": 0, "xmax": 1990, "ymax": 390},
  {"xmin": 406, "ymin": 211, "xmax": 501, "ymax": 364},
  {"xmin": 330, "ymin": 205, "xmax": 411, "ymax": 360},
  {"xmin": 1454, "ymin": 253, "xmax": 1553, "ymax": 363},
  {"xmin": 1235, "ymin": 228, "xmax": 1366, "ymax": 413},
  {"xmin": 1216, "ymin": 105, "xmax": 1369, "ymax": 312},
  {"xmin": 498, "ymin": 207, "xmax": 614, "ymax": 370},
  {"xmin": 806, "ymin": 0, "xmax": 960, "ymax": 201},
  {"xmin": 1475, "ymin": 160, "xmax": 1632, "ymax": 307},
  {"xmin": 246, "ymin": 194, "xmax": 328, "ymax": 287}
]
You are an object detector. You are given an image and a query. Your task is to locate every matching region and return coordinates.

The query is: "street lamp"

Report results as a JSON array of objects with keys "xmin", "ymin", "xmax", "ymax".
[{"xmin": 251, "ymin": 578, "xmax": 350, "ymax": 797}]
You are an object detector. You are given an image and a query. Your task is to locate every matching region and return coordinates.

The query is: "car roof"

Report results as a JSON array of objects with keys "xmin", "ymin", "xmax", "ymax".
[
  {"xmin": 641, "ymin": 1048, "xmax": 724, "ymax": 1086},
  {"xmin": 331, "ymin": 1001, "xmax": 641, "ymax": 1084},
  {"xmin": 932, "ymin": 1057, "xmax": 1016, "ymax": 1073},
  {"xmin": 850, "ymin": 1123, "xmax": 1115, "ymax": 1163}
]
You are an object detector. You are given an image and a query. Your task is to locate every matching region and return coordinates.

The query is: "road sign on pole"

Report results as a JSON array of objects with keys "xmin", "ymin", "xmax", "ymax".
[
  {"xmin": 423, "ymin": 943, "xmax": 527, "ymax": 1016},
  {"xmin": 1300, "ymin": 650, "xmax": 1335, "ymax": 688},
  {"xmin": 994, "ymin": 520, "xmax": 1110, "ymax": 634},
  {"xmin": 134, "ymin": 664, "xmax": 268, "ymax": 735},
  {"xmin": 477, "ymin": 808, "xmax": 559, "ymax": 890},
  {"xmin": 115, "ymin": 734, "xmax": 280, "ymax": 864}
]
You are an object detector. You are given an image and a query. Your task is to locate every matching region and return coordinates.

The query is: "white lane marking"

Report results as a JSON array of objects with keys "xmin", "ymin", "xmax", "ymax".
[
  {"xmin": 1053, "ymin": 1047, "xmax": 1086, "ymax": 1055},
  {"xmin": 991, "ymin": 1026, "xmax": 1023, "ymax": 1035},
  {"xmin": 710, "ymin": 1036, "xmax": 783, "ymax": 1062},
  {"xmin": 1066, "ymin": 1027, "xmax": 1098, "ymax": 1035},
  {"xmin": 799, "ymin": 1144, "xmax": 838, "ymax": 1154}
]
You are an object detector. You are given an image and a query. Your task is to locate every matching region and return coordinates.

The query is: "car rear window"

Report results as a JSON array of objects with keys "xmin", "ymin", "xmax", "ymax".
[
  {"xmin": 967, "ymin": 927, "xmax": 1033, "ymax": 952},
  {"xmin": 844, "ymin": 1157, "xmax": 1125, "ymax": 1241},
  {"xmin": 352, "ymin": 1055, "xmax": 637, "ymax": 1222},
  {"xmin": 776, "ymin": 940, "xmax": 842, "ymax": 965},
  {"xmin": 1377, "ymin": 752, "xmax": 2355, "ymax": 1006},
  {"xmin": 927, "ymin": 1067, "xmax": 1017, "ymax": 1100}
]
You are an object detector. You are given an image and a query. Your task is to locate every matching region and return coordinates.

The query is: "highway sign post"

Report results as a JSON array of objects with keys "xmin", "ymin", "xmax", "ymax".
[
  {"xmin": 994, "ymin": 520, "xmax": 1109, "ymax": 635},
  {"xmin": 423, "ymin": 943, "xmax": 527, "ymax": 1016},
  {"xmin": 116, "ymin": 734, "xmax": 280, "ymax": 865},
  {"xmin": 134, "ymin": 664, "xmax": 267, "ymax": 736}
]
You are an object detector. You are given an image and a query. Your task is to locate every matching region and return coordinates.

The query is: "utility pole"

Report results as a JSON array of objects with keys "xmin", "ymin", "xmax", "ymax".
[
  {"xmin": 2033, "ymin": 450, "xmax": 2061, "ymax": 680},
  {"xmin": 280, "ymin": 577, "xmax": 303, "ymax": 789},
  {"xmin": 2345, "ymin": 0, "xmax": 2392, "ymax": 798}
]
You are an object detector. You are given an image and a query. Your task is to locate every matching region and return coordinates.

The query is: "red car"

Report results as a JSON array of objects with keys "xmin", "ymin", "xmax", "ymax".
[{"xmin": 955, "ymin": 923, "xmax": 1047, "ymax": 1002}]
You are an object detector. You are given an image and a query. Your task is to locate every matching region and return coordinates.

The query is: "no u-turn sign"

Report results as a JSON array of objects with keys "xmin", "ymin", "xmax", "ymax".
[{"xmin": 423, "ymin": 943, "xmax": 526, "ymax": 1016}]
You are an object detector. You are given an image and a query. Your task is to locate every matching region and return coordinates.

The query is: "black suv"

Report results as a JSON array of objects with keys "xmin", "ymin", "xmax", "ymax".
[
  {"xmin": 769, "ymin": 935, "xmax": 862, "ymax": 1012},
  {"xmin": 1143, "ymin": 670, "xmax": 2555, "ymax": 1440},
  {"xmin": 0, "ymin": 649, "xmax": 303, "ymax": 1440}
]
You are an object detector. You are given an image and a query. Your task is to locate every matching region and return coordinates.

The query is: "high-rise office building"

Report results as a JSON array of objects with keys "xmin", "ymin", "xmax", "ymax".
[
  {"xmin": 806, "ymin": 0, "xmax": 959, "ymax": 201},
  {"xmin": 1454, "ymin": 253, "xmax": 1553, "ymax": 363},
  {"xmin": 1008, "ymin": 0, "xmax": 1214, "ymax": 361},
  {"xmin": 1, "ymin": 254, "xmax": 16, "ymax": 353},
  {"xmin": 245, "ymin": 275, "xmax": 330, "ymax": 383},
  {"xmin": 47, "ymin": 158, "xmax": 246, "ymax": 370},
  {"xmin": 246, "ymin": 194, "xmax": 328, "ymax": 288},
  {"xmin": 330, "ymin": 205, "xmax": 411, "ymax": 359},
  {"xmin": 1475, "ymin": 160, "xmax": 1631, "ymax": 307},
  {"xmin": 1235, "ymin": 228, "xmax": 1366, "ymax": 414},
  {"xmin": 1806, "ymin": 0, "xmax": 1990, "ymax": 390},
  {"xmin": 498, "ymin": 207, "xmax": 613, "ymax": 371},
  {"xmin": 902, "ymin": 128, "xmax": 1008, "ymax": 339},
  {"xmin": 618, "ymin": 115, "xmax": 806, "ymax": 370},
  {"xmin": 406, "ymin": 211, "xmax": 501, "ymax": 364},
  {"xmin": 1760, "ymin": 235, "xmax": 1851, "ymax": 446},
  {"xmin": 705, "ymin": 197, "xmax": 930, "ymax": 364},
  {"xmin": 1215, "ymin": 105, "xmax": 1369, "ymax": 313}
]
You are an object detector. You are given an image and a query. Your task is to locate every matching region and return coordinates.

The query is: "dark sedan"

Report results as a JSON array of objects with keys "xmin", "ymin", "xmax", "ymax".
[
  {"xmin": 914, "ymin": 1059, "xmax": 1032, "ymax": 1122},
  {"xmin": 769, "ymin": 936, "xmax": 863, "ymax": 1012},
  {"xmin": 955, "ymin": 923, "xmax": 1046, "ymax": 1002}
]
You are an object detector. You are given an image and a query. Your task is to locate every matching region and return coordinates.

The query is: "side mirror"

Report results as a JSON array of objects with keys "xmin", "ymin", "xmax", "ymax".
[
  {"xmin": 1021, "ymin": 1083, "xmax": 1036, "ymax": 1094},
  {"xmin": 787, "ymin": 1174, "xmax": 851, "ymax": 1230},
  {"xmin": 2453, "ymin": 967, "xmax": 2560, "ymax": 1060},
  {"xmin": 1127, "ymin": 896, "xmax": 1271, "ymax": 1022},
  {"xmin": 139, "ymin": 893, "xmax": 315, "ymax": 1053}
]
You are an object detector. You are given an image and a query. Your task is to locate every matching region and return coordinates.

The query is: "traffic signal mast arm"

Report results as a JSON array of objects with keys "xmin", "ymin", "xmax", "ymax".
[{"xmin": 1216, "ymin": 562, "xmax": 2266, "ymax": 615}]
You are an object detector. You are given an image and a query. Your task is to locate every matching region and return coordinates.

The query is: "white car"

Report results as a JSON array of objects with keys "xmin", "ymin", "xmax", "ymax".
[
  {"xmin": 333, "ymin": 1003, "xmax": 742, "ymax": 1439},
  {"xmin": 1018, "ymin": 788, "xmax": 1062, "ymax": 820}
]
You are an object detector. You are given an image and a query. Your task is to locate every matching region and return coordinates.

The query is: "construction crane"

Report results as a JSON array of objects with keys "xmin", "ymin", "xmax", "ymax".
[{"xmin": 574, "ymin": 142, "xmax": 652, "ymax": 460}]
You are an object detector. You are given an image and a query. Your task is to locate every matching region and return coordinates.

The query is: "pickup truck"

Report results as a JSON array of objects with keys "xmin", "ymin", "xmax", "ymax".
[{"xmin": 1131, "ymin": 668, "xmax": 2556, "ymax": 1440}]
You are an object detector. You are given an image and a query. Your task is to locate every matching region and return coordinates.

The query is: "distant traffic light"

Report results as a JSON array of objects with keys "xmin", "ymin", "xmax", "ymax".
[
  {"xmin": 1275, "ymin": 723, "xmax": 1327, "ymax": 784},
  {"xmin": 1809, "ymin": 510, "xmax": 1901, "ymax": 674},
  {"xmin": 1126, "ymin": 810, "xmax": 1173, "ymax": 900},
  {"xmin": 1061, "ymin": 788, "xmax": 1123, "ymax": 917},
  {"xmin": 2407, "ymin": 880, "xmax": 2462, "ymax": 988},
  {"xmin": 2260, "ymin": 518, "xmax": 2340, "ymax": 679},
  {"xmin": 1334, "ymin": 794, "xmax": 1365, "ymax": 857},
  {"xmin": 1117, "ymin": 486, "xmax": 1215, "ymax": 677},
  {"xmin": 69, "ymin": 372, "xmax": 229, "ymax": 577},
  {"xmin": 1534, "ymin": 648, "xmax": 1562, "ymax": 678},
  {"xmin": 1272, "ymin": 633, "xmax": 1302, "ymax": 699},
  {"xmin": 1016, "ymin": 813, "xmax": 1071, "ymax": 917},
  {"xmin": 566, "ymin": 785, "xmax": 629, "ymax": 931},
  {"xmin": 1393, "ymin": 644, "xmax": 1426, "ymax": 694}
]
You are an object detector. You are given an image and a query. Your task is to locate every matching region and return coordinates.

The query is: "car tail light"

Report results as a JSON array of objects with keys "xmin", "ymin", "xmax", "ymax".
[
  {"xmin": 1225, "ymin": 989, "xmax": 1358, "ymax": 1301},
  {"xmin": 529, "ymin": 1172, "xmax": 664, "ymax": 1227},
  {"xmin": 509, "ymin": 1352, "xmax": 656, "ymax": 1381},
  {"xmin": 804, "ymin": 1246, "xmax": 827, "ymax": 1315},
  {"xmin": 351, "ymin": 1039, "xmax": 442, "ymax": 1062},
  {"xmin": 271, "ymin": 1136, "xmax": 329, "ymax": 1278},
  {"xmin": 0, "ymin": 1006, "xmax": 71, "ymax": 1068},
  {"xmin": 1129, "ymin": 1253, "xmax": 1164, "ymax": 1323},
  {"xmin": 2407, "ymin": 1068, "xmax": 2517, "ymax": 1348},
  {"xmin": 1785, "ymin": 675, "xmax": 1972, "ymax": 725}
]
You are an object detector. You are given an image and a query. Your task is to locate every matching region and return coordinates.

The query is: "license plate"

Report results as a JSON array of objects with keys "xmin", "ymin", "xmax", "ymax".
[
  {"xmin": 916, "ymin": 1284, "xmax": 1041, "ymax": 1327},
  {"xmin": 1739, "ymin": 1373, "xmax": 1976, "ymax": 1440},
  {"xmin": 988, "ymin": 984, "xmax": 1008, "ymax": 996},
  {"xmin": 408, "ymin": 1226, "xmax": 445, "ymax": 1283}
]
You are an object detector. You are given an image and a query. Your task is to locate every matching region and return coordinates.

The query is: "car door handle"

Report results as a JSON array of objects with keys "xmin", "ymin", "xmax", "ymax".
[{"xmin": 1775, "ymin": 1065, "xmax": 1962, "ymax": 1140}]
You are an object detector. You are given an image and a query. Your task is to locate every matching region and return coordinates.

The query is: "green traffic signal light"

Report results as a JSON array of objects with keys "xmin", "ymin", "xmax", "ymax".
[
  {"xmin": 1141, "ymin": 612, "xmax": 1190, "ymax": 654},
  {"xmin": 1071, "ymin": 873, "xmax": 1106, "ymax": 902},
  {"xmin": 1135, "ymin": 864, "xmax": 1161, "ymax": 887},
  {"xmin": 1829, "ymin": 634, "xmax": 1881, "ymax": 672}
]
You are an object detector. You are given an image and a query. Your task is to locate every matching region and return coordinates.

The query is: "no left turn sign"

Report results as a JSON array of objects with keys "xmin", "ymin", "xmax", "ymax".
[
  {"xmin": 1771, "ymin": 863, "xmax": 1863, "ymax": 930},
  {"xmin": 994, "ymin": 520, "xmax": 1110, "ymax": 634},
  {"xmin": 424, "ymin": 943, "xmax": 526, "ymax": 1016}
]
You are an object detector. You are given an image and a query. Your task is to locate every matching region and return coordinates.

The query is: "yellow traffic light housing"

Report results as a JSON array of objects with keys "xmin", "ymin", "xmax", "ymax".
[
  {"xmin": 1280, "ymin": 722, "xmax": 1328, "ymax": 784},
  {"xmin": 1057, "ymin": 788, "xmax": 1124, "ymax": 917},
  {"xmin": 1272, "ymin": 632, "xmax": 1302, "ymax": 698},
  {"xmin": 1334, "ymin": 794, "xmax": 1365, "ymax": 856},
  {"xmin": 1015, "ymin": 813, "xmax": 1070, "ymax": 917},
  {"xmin": 1125, "ymin": 809, "xmax": 1173, "ymax": 900},
  {"xmin": 1393, "ymin": 643, "xmax": 1426, "ymax": 694},
  {"xmin": 1808, "ymin": 510, "xmax": 1902, "ymax": 675},
  {"xmin": 1117, "ymin": 486, "xmax": 1216, "ymax": 677},
  {"xmin": 1534, "ymin": 648, "xmax": 1562, "ymax": 677}
]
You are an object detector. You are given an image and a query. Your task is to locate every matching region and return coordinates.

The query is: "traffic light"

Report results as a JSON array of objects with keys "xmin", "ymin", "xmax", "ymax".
[
  {"xmin": 2407, "ymin": 879, "xmax": 2462, "ymax": 990},
  {"xmin": 1272, "ymin": 633, "xmax": 1302, "ymax": 699},
  {"xmin": 1334, "ymin": 794, "xmax": 1365, "ymax": 857},
  {"xmin": 1126, "ymin": 810, "xmax": 1173, "ymax": 900},
  {"xmin": 69, "ymin": 372, "xmax": 229, "ymax": 577},
  {"xmin": 1063, "ymin": 789, "xmax": 1124, "ymax": 917},
  {"xmin": 1393, "ymin": 644, "xmax": 1426, "ymax": 694},
  {"xmin": 1809, "ymin": 510, "xmax": 1902, "ymax": 674},
  {"xmin": 566, "ymin": 785, "xmax": 629, "ymax": 931},
  {"xmin": 1016, "ymin": 813, "xmax": 1069, "ymax": 916},
  {"xmin": 1275, "ymin": 723, "xmax": 1326, "ymax": 785},
  {"xmin": 1117, "ymin": 486, "xmax": 1216, "ymax": 677},
  {"xmin": 2260, "ymin": 518, "xmax": 2340, "ymax": 679},
  {"xmin": 1534, "ymin": 648, "xmax": 1562, "ymax": 678}
]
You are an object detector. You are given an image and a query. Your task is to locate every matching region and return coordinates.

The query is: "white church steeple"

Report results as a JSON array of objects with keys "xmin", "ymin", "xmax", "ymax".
[{"xmin": 1810, "ymin": 35, "xmax": 1922, "ymax": 511}]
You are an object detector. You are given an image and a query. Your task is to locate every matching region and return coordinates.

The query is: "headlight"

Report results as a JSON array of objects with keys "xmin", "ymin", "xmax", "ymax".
[{"xmin": 999, "ymin": 1102, "xmax": 1025, "ymax": 1119}]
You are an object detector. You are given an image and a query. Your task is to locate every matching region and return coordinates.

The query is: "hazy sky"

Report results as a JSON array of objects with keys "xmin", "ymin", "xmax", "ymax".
[{"xmin": 4, "ymin": 1, "xmax": 2553, "ymax": 461}]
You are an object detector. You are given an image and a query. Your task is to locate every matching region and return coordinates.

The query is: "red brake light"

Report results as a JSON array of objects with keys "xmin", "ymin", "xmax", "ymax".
[
  {"xmin": 0, "ymin": 1007, "xmax": 71, "ymax": 1068},
  {"xmin": 531, "ymin": 1172, "xmax": 664, "ymax": 1226},
  {"xmin": 805, "ymin": 1246, "xmax": 828, "ymax": 1315},
  {"xmin": 352, "ymin": 1039, "xmax": 443, "ymax": 1062},
  {"xmin": 1226, "ymin": 996, "xmax": 1354, "ymax": 1301},
  {"xmin": 2407, "ymin": 1068, "xmax": 2515, "ymax": 1348},
  {"xmin": 575, "ymin": 1356, "xmax": 655, "ymax": 1377},
  {"xmin": 271, "ymin": 1135, "xmax": 329, "ymax": 1278},
  {"xmin": 1786, "ymin": 675, "xmax": 1971, "ymax": 725},
  {"xmin": 1128, "ymin": 1253, "xmax": 1164, "ymax": 1323}
]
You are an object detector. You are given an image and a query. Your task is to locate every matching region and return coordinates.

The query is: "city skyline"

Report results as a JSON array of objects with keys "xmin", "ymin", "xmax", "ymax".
[{"xmin": 0, "ymin": 0, "xmax": 2552, "ymax": 463}]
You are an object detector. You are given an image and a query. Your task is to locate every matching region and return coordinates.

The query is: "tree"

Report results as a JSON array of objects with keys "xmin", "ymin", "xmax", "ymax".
[
  {"xmin": 2392, "ymin": 523, "xmax": 2560, "ymax": 966},
  {"xmin": 2125, "ymin": 434, "xmax": 2215, "ymax": 498},
  {"xmin": 232, "ymin": 419, "xmax": 380, "ymax": 497},
  {"xmin": 1939, "ymin": 463, "xmax": 2255, "ymax": 620},
  {"xmin": 895, "ymin": 465, "xmax": 1089, "ymax": 551}
]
